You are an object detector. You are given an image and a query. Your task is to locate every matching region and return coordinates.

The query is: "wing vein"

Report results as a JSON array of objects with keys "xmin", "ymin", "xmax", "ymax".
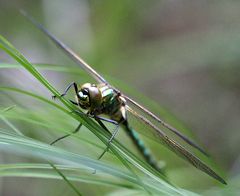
[
  {"xmin": 123, "ymin": 95, "xmax": 208, "ymax": 156},
  {"xmin": 126, "ymin": 105, "xmax": 226, "ymax": 184}
]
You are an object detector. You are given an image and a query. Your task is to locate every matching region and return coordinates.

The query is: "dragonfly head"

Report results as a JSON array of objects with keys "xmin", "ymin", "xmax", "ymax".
[{"xmin": 77, "ymin": 83, "xmax": 101, "ymax": 110}]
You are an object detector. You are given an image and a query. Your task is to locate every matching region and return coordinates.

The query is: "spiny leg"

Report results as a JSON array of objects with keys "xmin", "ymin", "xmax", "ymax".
[
  {"xmin": 69, "ymin": 100, "xmax": 78, "ymax": 105},
  {"xmin": 74, "ymin": 110, "xmax": 120, "ymax": 162},
  {"xmin": 50, "ymin": 123, "xmax": 82, "ymax": 145},
  {"xmin": 94, "ymin": 117, "xmax": 121, "ymax": 160},
  {"xmin": 74, "ymin": 110, "xmax": 119, "ymax": 125},
  {"xmin": 92, "ymin": 119, "xmax": 120, "ymax": 174},
  {"xmin": 97, "ymin": 123, "xmax": 120, "ymax": 160},
  {"xmin": 52, "ymin": 82, "xmax": 79, "ymax": 99},
  {"xmin": 94, "ymin": 116, "xmax": 118, "ymax": 125},
  {"xmin": 95, "ymin": 118, "xmax": 111, "ymax": 134}
]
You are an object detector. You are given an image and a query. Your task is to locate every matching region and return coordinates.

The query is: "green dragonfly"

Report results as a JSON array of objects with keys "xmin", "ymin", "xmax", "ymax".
[{"xmin": 21, "ymin": 10, "xmax": 226, "ymax": 184}]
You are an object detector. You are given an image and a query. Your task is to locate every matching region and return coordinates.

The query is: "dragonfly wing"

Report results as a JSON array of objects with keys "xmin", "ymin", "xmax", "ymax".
[
  {"xmin": 123, "ymin": 94, "xmax": 208, "ymax": 156},
  {"xmin": 126, "ymin": 105, "xmax": 226, "ymax": 184},
  {"xmin": 21, "ymin": 11, "xmax": 205, "ymax": 152},
  {"xmin": 21, "ymin": 10, "xmax": 226, "ymax": 184},
  {"xmin": 20, "ymin": 10, "xmax": 107, "ymax": 84}
]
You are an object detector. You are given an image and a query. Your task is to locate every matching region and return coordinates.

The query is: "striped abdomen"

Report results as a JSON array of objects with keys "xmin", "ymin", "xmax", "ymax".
[{"xmin": 123, "ymin": 121, "xmax": 163, "ymax": 173}]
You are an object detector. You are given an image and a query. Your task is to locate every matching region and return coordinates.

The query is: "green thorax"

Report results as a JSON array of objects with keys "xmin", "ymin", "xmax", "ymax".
[{"xmin": 97, "ymin": 84, "xmax": 121, "ymax": 116}]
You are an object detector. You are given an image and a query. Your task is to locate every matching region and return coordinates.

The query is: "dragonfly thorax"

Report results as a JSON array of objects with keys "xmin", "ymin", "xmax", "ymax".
[{"xmin": 76, "ymin": 83, "xmax": 126, "ymax": 122}]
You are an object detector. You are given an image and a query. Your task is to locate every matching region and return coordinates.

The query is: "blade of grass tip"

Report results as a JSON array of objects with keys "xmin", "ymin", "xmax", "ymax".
[
  {"xmin": 0, "ymin": 36, "xmax": 153, "ymax": 194},
  {"xmin": 48, "ymin": 162, "xmax": 82, "ymax": 196},
  {"xmin": 1, "ymin": 106, "xmax": 24, "ymax": 136}
]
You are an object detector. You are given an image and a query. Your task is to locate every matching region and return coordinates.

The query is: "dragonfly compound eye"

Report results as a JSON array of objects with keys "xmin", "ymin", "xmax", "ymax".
[{"xmin": 78, "ymin": 89, "xmax": 90, "ymax": 109}]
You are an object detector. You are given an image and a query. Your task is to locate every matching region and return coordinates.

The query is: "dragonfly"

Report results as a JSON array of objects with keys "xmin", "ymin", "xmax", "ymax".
[{"xmin": 21, "ymin": 10, "xmax": 226, "ymax": 184}]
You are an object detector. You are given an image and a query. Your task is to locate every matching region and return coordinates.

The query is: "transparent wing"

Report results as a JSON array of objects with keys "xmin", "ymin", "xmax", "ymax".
[
  {"xmin": 20, "ymin": 10, "xmax": 107, "ymax": 84},
  {"xmin": 21, "ymin": 10, "xmax": 226, "ymax": 184},
  {"xmin": 20, "ymin": 10, "xmax": 207, "ymax": 157},
  {"xmin": 126, "ymin": 105, "xmax": 226, "ymax": 184},
  {"xmin": 123, "ymin": 94, "xmax": 209, "ymax": 156}
]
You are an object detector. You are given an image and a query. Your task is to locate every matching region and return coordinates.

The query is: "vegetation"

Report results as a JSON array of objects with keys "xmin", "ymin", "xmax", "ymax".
[{"xmin": 0, "ymin": 1, "xmax": 240, "ymax": 195}]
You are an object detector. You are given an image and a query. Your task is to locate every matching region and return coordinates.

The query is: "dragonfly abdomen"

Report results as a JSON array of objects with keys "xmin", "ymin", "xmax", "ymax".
[{"xmin": 123, "ymin": 121, "xmax": 162, "ymax": 173}]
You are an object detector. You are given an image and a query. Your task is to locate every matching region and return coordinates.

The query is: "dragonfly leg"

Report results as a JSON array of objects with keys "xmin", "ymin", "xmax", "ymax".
[
  {"xmin": 94, "ymin": 118, "xmax": 120, "ymax": 158},
  {"xmin": 72, "ymin": 110, "xmax": 86, "ymax": 116},
  {"xmin": 52, "ymin": 82, "xmax": 79, "ymax": 99},
  {"xmin": 94, "ymin": 118, "xmax": 111, "ymax": 134},
  {"xmin": 93, "ymin": 115, "xmax": 118, "ymax": 125},
  {"xmin": 69, "ymin": 100, "xmax": 78, "ymax": 105},
  {"xmin": 73, "ymin": 110, "xmax": 119, "ymax": 125},
  {"xmin": 50, "ymin": 123, "xmax": 82, "ymax": 145},
  {"xmin": 92, "ymin": 118, "xmax": 119, "ymax": 174},
  {"xmin": 97, "ymin": 123, "xmax": 120, "ymax": 161},
  {"xmin": 92, "ymin": 116, "xmax": 120, "ymax": 159}
]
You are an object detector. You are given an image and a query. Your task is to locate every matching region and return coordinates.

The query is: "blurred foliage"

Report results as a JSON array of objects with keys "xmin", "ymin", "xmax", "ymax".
[{"xmin": 0, "ymin": 0, "xmax": 240, "ymax": 195}]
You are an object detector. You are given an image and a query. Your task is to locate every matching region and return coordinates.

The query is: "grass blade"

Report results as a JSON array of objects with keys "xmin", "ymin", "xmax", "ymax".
[{"xmin": 49, "ymin": 162, "xmax": 82, "ymax": 196}]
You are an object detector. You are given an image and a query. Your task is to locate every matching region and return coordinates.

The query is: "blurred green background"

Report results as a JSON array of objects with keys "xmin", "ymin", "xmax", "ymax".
[{"xmin": 0, "ymin": 0, "xmax": 240, "ymax": 195}]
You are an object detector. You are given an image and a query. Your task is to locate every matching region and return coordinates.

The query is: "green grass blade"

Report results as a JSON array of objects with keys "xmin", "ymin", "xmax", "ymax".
[
  {"xmin": 0, "ymin": 86, "xmax": 163, "ymax": 192},
  {"xmin": 0, "ymin": 163, "xmax": 137, "ymax": 189},
  {"xmin": 48, "ymin": 162, "xmax": 82, "ymax": 196},
  {"xmin": 0, "ymin": 35, "xmax": 198, "ymax": 195},
  {"xmin": 0, "ymin": 131, "xmax": 184, "ymax": 195},
  {"xmin": 0, "ymin": 105, "xmax": 24, "ymax": 136}
]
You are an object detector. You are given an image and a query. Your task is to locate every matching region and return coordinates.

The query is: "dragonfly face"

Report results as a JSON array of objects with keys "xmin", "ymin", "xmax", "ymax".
[{"xmin": 77, "ymin": 83, "xmax": 102, "ymax": 110}]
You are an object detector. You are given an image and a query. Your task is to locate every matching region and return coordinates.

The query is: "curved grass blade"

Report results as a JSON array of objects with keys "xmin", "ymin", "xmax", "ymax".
[
  {"xmin": 0, "ymin": 163, "xmax": 200, "ymax": 195},
  {"xmin": 0, "ymin": 132, "xmax": 137, "ymax": 183},
  {"xmin": 0, "ymin": 36, "xmax": 164, "ymax": 194},
  {"xmin": 0, "ymin": 131, "xmax": 187, "ymax": 195},
  {"xmin": 0, "ymin": 86, "xmax": 164, "ymax": 181},
  {"xmin": 49, "ymin": 162, "xmax": 82, "ymax": 196},
  {"xmin": 0, "ymin": 32, "xmax": 205, "ymax": 194},
  {"xmin": 0, "ymin": 86, "xmax": 167, "ymax": 193},
  {"xmin": 1, "ymin": 105, "xmax": 16, "ymax": 112},
  {"xmin": 1, "ymin": 105, "xmax": 24, "ymax": 136},
  {"xmin": 0, "ymin": 63, "xmax": 84, "ymax": 75},
  {"xmin": 0, "ymin": 86, "xmax": 70, "ymax": 114},
  {"xmin": 0, "ymin": 163, "xmax": 136, "ymax": 189}
]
